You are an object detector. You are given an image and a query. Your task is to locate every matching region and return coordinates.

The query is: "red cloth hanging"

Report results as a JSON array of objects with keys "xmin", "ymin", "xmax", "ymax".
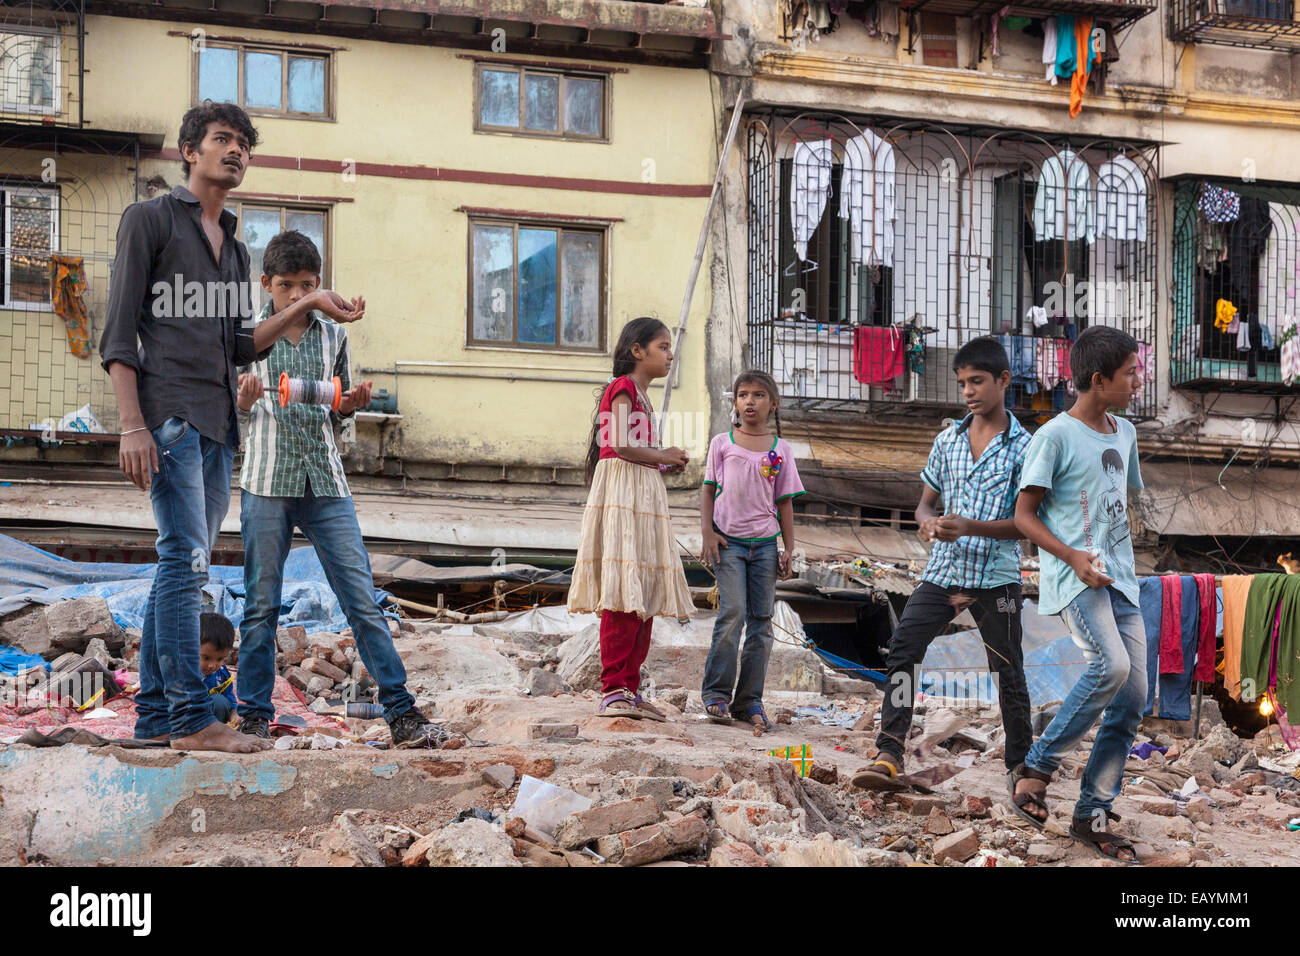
[
  {"xmin": 1159, "ymin": 574, "xmax": 1184, "ymax": 675},
  {"xmin": 1193, "ymin": 572, "xmax": 1217, "ymax": 682},
  {"xmin": 852, "ymin": 326, "xmax": 904, "ymax": 389}
]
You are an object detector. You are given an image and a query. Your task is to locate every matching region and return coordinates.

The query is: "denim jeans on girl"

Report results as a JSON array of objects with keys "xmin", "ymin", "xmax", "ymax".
[
  {"xmin": 237, "ymin": 482, "xmax": 415, "ymax": 723},
  {"xmin": 134, "ymin": 418, "xmax": 233, "ymax": 740},
  {"xmin": 1025, "ymin": 585, "xmax": 1147, "ymax": 819},
  {"xmin": 702, "ymin": 533, "xmax": 778, "ymax": 714}
]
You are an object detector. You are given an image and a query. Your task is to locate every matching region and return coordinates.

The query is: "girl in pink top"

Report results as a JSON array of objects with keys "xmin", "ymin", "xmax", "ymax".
[{"xmin": 700, "ymin": 370, "xmax": 804, "ymax": 733}]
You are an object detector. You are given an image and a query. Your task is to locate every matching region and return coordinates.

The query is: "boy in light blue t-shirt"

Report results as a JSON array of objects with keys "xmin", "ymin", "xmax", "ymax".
[{"xmin": 1011, "ymin": 326, "xmax": 1145, "ymax": 865}]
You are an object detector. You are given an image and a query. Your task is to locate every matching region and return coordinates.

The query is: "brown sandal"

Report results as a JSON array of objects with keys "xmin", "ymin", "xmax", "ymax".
[
  {"xmin": 1008, "ymin": 763, "xmax": 1051, "ymax": 829},
  {"xmin": 850, "ymin": 757, "xmax": 909, "ymax": 792},
  {"xmin": 1070, "ymin": 809, "xmax": 1139, "ymax": 865}
]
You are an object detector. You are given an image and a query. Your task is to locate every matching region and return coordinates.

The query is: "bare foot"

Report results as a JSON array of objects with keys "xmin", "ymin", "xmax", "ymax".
[
  {"xmin": 140, "ymin": 734, "xmax": 168, "ymax": 743},
  {"xmin": 171, "ymin": 721, "xmax": 271, "ymax": 753}
]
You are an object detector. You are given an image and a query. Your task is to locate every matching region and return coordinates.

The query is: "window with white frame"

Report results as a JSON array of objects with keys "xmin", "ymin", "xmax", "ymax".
[
  {"xmin": 196, "ymin": 42, "xmax": 330, "ymax": 119},
  {"xmin": 468, "ymin": 217, "xmax": 605, "ymax": 351},
  {"xmin": 0, "ymin": 28, "xmax": 59, "ymax": 114},
  {"xmin": 2, "ymin": 186, "xmax": 58, "ymax": 309}
]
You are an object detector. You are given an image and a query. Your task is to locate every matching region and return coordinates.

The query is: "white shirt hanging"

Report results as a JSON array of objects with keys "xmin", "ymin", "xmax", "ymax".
[
  {"xmin": 1032, "ymin": 149, "xmax": 1093, "ymax": 243},
  {"xmin": 790, "ymin": 138, "xmax": 833, "ymax": 263},
  {"xmin": 839, "ymin": 130, "xmax": 897, "ymax": 268},
  {"xmin": 1095, "ymin": 153, "xmax": 1147, "ymax": 243},
  {"xmin": 1042, "ymin": 18, "xmax": 1059, "ymax": 86}
]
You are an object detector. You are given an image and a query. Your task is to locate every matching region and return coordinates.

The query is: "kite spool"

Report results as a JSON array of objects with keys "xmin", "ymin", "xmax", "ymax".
[{"xmin": 278, "ymin": 372, "xmax": 342, "ymax": 411}]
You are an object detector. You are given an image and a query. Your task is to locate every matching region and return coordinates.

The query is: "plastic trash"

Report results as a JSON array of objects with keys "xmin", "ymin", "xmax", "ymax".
[
  {"xmin": 346, "ymin": 702, "xmax": 385, "ymax": 719},
  {"xmin": 510, "ymin": 775, "xmax": 592, "ymax": 838}
]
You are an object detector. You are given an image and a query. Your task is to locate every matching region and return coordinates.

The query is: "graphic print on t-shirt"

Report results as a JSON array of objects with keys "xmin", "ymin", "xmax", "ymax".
[{"xmin": 1098, "ymin": 447, "xmax": 1129, "ymax": 553}]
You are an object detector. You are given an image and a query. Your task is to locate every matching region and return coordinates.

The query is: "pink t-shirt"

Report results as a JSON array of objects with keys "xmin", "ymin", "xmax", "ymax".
[{"xmin": 703, "ymin": 432, "xmax": 805, "ymax": 541}]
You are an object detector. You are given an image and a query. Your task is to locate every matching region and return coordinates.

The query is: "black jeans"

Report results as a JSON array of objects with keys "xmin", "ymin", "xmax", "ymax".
[{"xmin": 875, "ymin": 581, "xmax": 1033, "ymax": 771}]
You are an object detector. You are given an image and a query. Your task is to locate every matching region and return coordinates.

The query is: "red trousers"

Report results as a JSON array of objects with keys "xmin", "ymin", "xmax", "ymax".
[{"xmin": 599, "ymin": 610, "xmax": 653, "ymax": 695}]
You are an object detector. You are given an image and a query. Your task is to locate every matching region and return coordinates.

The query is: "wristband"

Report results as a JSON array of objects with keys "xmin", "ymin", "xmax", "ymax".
[{"xmin": 121, "ymin": 426, "xmax": 149, "ymax": 437}]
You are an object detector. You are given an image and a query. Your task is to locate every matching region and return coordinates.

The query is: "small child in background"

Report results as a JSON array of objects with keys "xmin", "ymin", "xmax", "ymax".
[
  {"xmin": 700, "ymin": 370, "xmax": 803, "ymax": 734},
  {"xmin": 567, "ymin": 317, "xmax": 696, "ymax": 720},
  {"xmin": 199, "ymin": 612, "xmax": 237, "ymax": 724}
]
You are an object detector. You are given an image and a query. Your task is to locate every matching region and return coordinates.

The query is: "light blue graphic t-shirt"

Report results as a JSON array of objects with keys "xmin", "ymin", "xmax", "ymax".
[{"xmin": 1019, "ymin": 412, "xmax": 1143, "ymax": 616}]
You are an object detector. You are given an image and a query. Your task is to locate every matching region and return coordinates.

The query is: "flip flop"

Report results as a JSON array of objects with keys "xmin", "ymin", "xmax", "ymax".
[
  {"xmin": 850, "ymin": 758, "xmax": 910, "ymax": 792},
  {"xmin": 704, "ymin": 698, "xmax": 734, "ymax": 724},
  {"xmin": 597, "ymin": 690, "xmax": 649, "ymax": 719}
]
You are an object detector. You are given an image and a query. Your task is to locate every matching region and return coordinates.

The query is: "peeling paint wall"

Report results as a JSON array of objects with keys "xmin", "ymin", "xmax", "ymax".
[{"xmin": 708, "ymin": 0, "xmax": 1300, "ymax": 474}]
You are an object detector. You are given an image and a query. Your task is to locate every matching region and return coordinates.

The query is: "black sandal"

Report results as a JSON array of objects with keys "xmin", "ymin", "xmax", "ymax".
[
  {"xmin": 1070, "ymin": 809, "xmax": 1139, "ymax": 865},
  {"xmin": 1008, "ymin": 763, "xmax": 1052, "ymax": 829}
]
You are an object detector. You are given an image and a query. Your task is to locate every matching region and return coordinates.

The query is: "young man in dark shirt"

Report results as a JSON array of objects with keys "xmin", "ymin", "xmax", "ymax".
[{"xmin": 100, "ymin": 102, "xmax": 366, "ymax": 753}]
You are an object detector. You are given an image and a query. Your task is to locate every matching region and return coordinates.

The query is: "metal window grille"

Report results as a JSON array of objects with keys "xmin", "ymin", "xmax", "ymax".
[
  {"xmin": 745, "ymin": 111, "xmax": 1160, "ymax": 421},
  {"xmin": 1169, "ymin": 0, "xmax": 1300, "ymax": 51},
  {"xmin": 0, "ymin": 129, "xmax": 140, "ymax": 435},
  {"xmin": 0, "ymin": 0, "xmax": 84, "ymax": 127},
  {"xmin": 1171, "ymin": 178, "xmax": 1300, "ymax": 392}
]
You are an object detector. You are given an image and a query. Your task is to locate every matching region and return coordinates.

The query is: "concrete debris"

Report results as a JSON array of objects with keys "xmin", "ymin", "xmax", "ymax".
[
  {"xmin": 420, "ymin": 819, "xmax": 521, "ymax": 868},
  {"xmin": 5, "ymin": 595, "xmax": 1295, "ymax": 868},
  {"xmin": 481, "ymin": 764, "xmax": 518, "ymax": 790},
  {"xmin": 708, "ymin": 841, "xmax": 771, "ymax": 867},
  {"xmin": 525, "ymin": 667, "xmax": 567, "ymax": 697}
]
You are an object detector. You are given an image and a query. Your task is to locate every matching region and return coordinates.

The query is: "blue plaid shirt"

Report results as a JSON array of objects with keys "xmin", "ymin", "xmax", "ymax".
[{"xmin": 920, "ymin": 413, "xmax": 1031, "ymax": 590}]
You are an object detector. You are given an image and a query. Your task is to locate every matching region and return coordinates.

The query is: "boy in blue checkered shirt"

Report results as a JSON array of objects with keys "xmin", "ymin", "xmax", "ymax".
[{"xmin": 852, "ymin": 336, "xmax": 1033, "ymax": 796}]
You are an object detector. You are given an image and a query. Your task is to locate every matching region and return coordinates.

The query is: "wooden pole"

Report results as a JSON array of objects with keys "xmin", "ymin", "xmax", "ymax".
[{"xmin": 658, "ymin": 87, "xmax": 747, "ymax": 436}]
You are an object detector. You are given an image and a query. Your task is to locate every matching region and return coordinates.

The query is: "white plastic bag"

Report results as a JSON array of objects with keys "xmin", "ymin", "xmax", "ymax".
[{"xmin": 510, "ymin": 775, "xmax": 592, "ymax": 838}]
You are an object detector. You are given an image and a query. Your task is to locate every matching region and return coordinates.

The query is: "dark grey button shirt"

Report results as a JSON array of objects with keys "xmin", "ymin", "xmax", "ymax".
[{"xmin": 99, "ymin": 185, "xmax": 268, "ymax": 447}]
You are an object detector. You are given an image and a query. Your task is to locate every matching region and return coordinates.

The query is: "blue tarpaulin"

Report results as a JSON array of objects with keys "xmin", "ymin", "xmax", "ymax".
[
  {"xmin": 918, "ymin": 599, "xmax": 1087, "ymax": 708},
  {"xmin": 0, "ymin": 533, "xmax": 393, "ymax": 636}
]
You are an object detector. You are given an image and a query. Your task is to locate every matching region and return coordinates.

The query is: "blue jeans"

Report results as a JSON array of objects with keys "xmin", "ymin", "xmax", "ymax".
[
  {"xmin": 1025, "ymin": 586, "xmax": 1147, "ymax": 819},
  {"xmin": 134, "ymin": 418, "xmax": 233, "ymax": 740},
  {"xmin": 702, "ymin": 534, "xmax": 778, "ymax": 713},
  {"xmin": 238, "ymin": 484, "xmax": 415, "ymax": 723}
]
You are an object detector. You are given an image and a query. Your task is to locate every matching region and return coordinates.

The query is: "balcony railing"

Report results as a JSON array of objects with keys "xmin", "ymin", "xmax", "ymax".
[
  {"xmin": 746, "ymin": 111, "xmax": 1160, "ymax": 422},
  {"xmin": 1169, "ymin": 0, "xmax": 1300, "ymax": 51},
  {"xmin": 1171, "ymin": 178, "xmax": 1300, "ymax": 393},
  {"xmin": 0, "ymin": 0, "xmax": 84, "ymax": 127},
  {"xmin": 902, "ymin": 0, "xmax": 1156, "ymax": 31}
]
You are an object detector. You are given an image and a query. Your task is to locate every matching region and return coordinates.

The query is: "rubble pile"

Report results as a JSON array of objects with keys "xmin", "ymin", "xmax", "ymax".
[{"xmin": 6, "ymin": 595, "xmax": 1300, "ymax": 867}]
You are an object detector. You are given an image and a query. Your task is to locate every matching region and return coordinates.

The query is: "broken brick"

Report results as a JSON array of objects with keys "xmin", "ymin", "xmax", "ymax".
[
  {"xmin": 302, "ymin": 657, "xmax": 349, "ymax": 683},
  {"xmin": 807, "ymin": 764, "xmax": 839, "ymax": 786},
  {"xmin": 923, "ymin": 808, "xmax": 954, "ymax": 836},
  {"xmin": 602, "ymin": 814, "xmax": 709, "ymax": 866},
  {"xmin": 276, "ymin": 626, "xmax": 307, "ymax": 653},
  {"xmin": 932, "ymin": 827, "xmax": 980, "ymax": 864},
  {"xmin": 708, "ymin": 842, "xmax": 770, "ymax": 867},
  {"xmin": 284, "ymin": 666, "xmax": 312, "ymax": 692},
  {"xmin": 893, "ymin": 793, "xmax": 947, "ymax": 816},
  {"xmin": 1130, "ymin": 796, "xmax": 1178, "ymax": 817},
  {"xmin": 553, "ymin": 797, "xmax": 663, "ymax": 849},
  {"xmin": 965, "ymin": 795, "xmax": 993, "ymax": 818}
]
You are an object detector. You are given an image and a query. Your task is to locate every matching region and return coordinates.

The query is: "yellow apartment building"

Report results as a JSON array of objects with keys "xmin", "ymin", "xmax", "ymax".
[{"xmin": 0, "ymin": 0, "xmax": 725, "ymax": 489}]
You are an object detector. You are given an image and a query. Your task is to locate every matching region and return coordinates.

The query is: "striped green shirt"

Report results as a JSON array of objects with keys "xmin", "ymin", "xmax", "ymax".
[{"xmin": 239, "ymin": 301, "xmax": 353, "ymax": 498}]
